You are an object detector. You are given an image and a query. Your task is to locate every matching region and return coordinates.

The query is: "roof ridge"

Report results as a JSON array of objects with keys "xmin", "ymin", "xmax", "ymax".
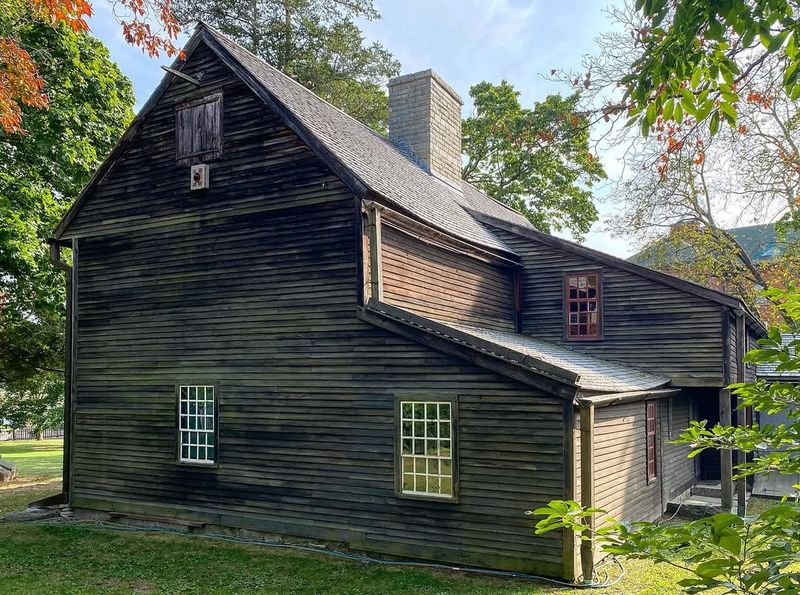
[
  {"xmin": 195, "ymin": 22, "xmax": 518, "ymax": 253},
  {"xmin": 197, "ymin": 21, "xmax": 411, "ymax": 158}
]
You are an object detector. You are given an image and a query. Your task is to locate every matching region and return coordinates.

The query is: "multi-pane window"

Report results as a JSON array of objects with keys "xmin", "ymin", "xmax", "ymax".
[
  {"xmin": 566, "ymin": 272, "xmax": 601, "ymax": 339},
  {"xmin": 399, "ymin": 401, "xmax": 454, "ymax": 499},
  {"xmin": 646, "ymin": 401, "xmax": 657, "ymax": 481},
  {"xmin": 178, "ymin": 385, "xmax": 216, "ymax": 464}
]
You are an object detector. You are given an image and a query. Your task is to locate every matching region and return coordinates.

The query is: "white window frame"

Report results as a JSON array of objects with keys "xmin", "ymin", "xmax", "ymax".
[
  {"xmin": 396, "ymin": 396, "xmax": 458, "ymax": 501},
  {"xmin": 177, "ymin": 385, "xmax": 217, "ymax": 465}
]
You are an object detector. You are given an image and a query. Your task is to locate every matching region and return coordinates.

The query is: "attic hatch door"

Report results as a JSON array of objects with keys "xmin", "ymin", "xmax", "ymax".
[{"xmin": 176, "ymin": 92, "xmax": 223, "ymax": 165}]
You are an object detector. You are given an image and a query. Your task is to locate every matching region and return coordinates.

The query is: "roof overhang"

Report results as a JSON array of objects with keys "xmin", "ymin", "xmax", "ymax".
[{"xmin": 576, "ymin": 388, "xmax": 680, "ymax": 409}]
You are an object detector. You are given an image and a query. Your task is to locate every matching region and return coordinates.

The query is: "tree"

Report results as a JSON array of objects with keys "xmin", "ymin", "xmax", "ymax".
[
  {"xmin": 534, "ymin": 286, "xmax": 800, "ymax": 593},
  {"xmin": 625, "ymin": 0, "xmax": 800, "ymax": 136},
  {"xmin": 172, "ymin": 0, "xmax": 399, "ymax": 131},
  {"xmin": 0, "ymin": 378, "xmax": 64, "ymax": 438},
  {"xmin": 0, "ymin": 22, "xmax": 134, "ymax": 414},
  {"xmin": 461, "ymin": 81, "xmax": 606, "ymax": 239},
  {"xmin": 552, "ymin": 2, "xmax": 800, "ymax": 319},
  {"xmin": 1, "ymin": 0, "xmax": 178, "ymax": 133}
]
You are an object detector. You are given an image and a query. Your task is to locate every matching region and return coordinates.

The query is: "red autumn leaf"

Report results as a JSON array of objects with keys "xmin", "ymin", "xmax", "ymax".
[{"xmin": 1, "ymin": 0, "xmax": 182, "ymax": 133}]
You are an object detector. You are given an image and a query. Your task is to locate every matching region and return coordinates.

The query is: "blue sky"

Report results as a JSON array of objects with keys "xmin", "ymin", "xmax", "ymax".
[{"xmin": 88, "ymin": 0, "xmax": 631, "ymax": 256}]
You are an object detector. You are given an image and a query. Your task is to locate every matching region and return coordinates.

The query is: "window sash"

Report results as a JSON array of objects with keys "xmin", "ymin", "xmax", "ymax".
[
  {"xmin": 178, "ymin": 385, "xmax": 216, "ymax": 464},
  {"xmin": 398, "ymin": 400, "xmax": 454, "ymax": 499},
  {"xmin": 565, "ymin": 272, "xmax": 601, "ymax": 339},
  {"xmin": 646, "ymin": 401, "xmax": 657, "ymax": 481}
]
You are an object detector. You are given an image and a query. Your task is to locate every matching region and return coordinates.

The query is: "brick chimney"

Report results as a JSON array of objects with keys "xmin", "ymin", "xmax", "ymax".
[{"xmin": 387, "ymin": 69, "xmax": 464, "ymax": 187}]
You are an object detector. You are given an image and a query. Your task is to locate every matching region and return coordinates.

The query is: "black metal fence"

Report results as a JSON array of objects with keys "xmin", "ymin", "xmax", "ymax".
[{"xmin": 0, "ymin": 427, "xmax": 64, "ymax": 441}]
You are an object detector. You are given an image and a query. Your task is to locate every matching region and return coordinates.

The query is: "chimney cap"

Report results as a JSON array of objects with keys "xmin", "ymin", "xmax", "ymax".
[{"xmin": 387, "ymin": 69, "xmax": 463, "ymax": 106}]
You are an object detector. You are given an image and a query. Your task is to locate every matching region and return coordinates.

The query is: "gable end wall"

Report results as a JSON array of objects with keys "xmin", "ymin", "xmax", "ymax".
[{"xmin": 67, "ymin": 42, "xmax": 570, "ymax": 578}]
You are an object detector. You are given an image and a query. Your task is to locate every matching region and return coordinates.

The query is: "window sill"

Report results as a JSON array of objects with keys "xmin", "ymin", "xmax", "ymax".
[
  {"xmin": 176, "ymin": 460, "xmax": 219, "ymax": 469},
  {"xmin": 397, "ymin": 491, "xmax": 458, "ymax": 504}
]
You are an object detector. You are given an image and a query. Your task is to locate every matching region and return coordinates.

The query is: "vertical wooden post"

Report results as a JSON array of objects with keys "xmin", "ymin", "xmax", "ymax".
[
  {"xmin": 365, "ymin": 203, "xmax": 383, "ymax": 302},
  {"xmin": 735, "ymin": 313, "xmax": 747, "ymax": 517},
  {"xmin": 513, "ymin": 268, "xmax": 522, "ymax": 333},
  {"xmin": 580, "ymin": 403, "xmax": 595, "ymax": 584},
  {"xmin": 719, "ymin": 388, "xmax": 734, "ymax": 510},
  {"xmin": 562, "ymin": 401, "xmax": 577, "ymax": 582}
]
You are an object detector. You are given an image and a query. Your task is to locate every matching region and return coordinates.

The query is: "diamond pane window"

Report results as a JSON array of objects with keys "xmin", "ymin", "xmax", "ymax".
[
  {"xmin": 179, "ymin": 385, "xmax": 216, "ymax": 464},
  {"xmin": 566, "ymin": 272, "xmax": 601, "ymax": 339},
  {"xmin": 399, "ymin": 401, "xmax": 454, "ymax": 498}
]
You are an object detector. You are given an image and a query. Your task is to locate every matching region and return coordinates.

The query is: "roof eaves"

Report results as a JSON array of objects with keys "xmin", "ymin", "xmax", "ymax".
[
  {"xmin": 576, "ymin": 387, "xmax": 680, "ymax": 409},
  {"xmin": 474, "ymin": 211, "xmax": 742, "ymax": 307}
]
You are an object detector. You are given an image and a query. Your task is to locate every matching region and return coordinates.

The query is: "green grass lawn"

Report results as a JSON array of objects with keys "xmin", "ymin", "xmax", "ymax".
[
  {"xmin": 0, "ymin": 517, "xmax": 696, "ymax": 595},
  {"xmin": 0, "ymin": 438, "xmax": 63, "ymax": 483},
  {"xmin": 0, "ymin": 438, "xmax": 709, "ymax": 593}
]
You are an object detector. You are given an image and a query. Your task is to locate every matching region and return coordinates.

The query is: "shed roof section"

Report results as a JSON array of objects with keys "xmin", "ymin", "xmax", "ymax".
[
  {"xmin": 446, "ymin": 322, "xmax": 671, "ymax": 394},
  {"xmin": 362, "ymin": 300, "xmax": 670, "ymax": 395}
]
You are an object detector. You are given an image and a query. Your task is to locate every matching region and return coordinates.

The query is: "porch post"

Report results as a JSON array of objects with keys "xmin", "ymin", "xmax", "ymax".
[{"xmin": 719, "ymin": 388, "xmax": 733, "ymax": 510}]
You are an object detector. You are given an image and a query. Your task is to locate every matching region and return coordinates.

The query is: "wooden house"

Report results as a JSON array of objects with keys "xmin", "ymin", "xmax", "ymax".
[{"xmin": 49, "ymin": 24, "xmax": 765, "ymax": 582}]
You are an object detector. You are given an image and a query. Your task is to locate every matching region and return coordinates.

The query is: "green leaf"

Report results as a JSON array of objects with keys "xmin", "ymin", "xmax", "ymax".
[
  {"xmin": 691, "ymin": 68, "xmax": 703, "ymax": 89},
  {"xmin": 717, "ymin": 532, "xmax": 741, "ymax": 555},
  {"xmin": 709, "ymin": 110, "xmax": 720, "ymax": 135},
  {"xmin": 674, "ymin": 101, "xmax": 684, "ymax": 123},
  {"xmin": 661, "ymin": 98, "xmax": 673, "ymax": 121}
]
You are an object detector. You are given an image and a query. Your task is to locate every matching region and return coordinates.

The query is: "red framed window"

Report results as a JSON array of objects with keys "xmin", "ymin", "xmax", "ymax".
[
  {"xmin": 565, "ymin": 272, "xmax": 600, "ymax": 339},
  {"xmin": 646, "ymin": 401, "xmax": 657, "ymax": 481}
]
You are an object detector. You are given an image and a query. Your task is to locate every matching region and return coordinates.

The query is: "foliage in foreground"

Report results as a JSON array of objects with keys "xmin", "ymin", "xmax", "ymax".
[
  {"xmin": 534, "ymin": 500, "xmax": 800, "ymax": 594},
  {"xmin": 681, "ymin": 286, "xmax": 800, "ymax": 482},
  {"xmin": 626, "ymin": 0, "xmax": 800, "ymax": 135},
  {"xmin": 535, "ymin": 286, "xmax": 800, "ymax": 594}
]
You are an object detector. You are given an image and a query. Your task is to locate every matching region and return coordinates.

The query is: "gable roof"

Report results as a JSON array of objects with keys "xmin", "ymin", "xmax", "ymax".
[
  {"xmin": 474, "ymin": 211, "xmax": 767, "ymax": 336},
  {"xmin": 54, "ymin": 23, "xmax": 530, "ymax": 254},
  {"xmin": 361, "ymin": 300, "xmax": 670, "ymax": 396}
]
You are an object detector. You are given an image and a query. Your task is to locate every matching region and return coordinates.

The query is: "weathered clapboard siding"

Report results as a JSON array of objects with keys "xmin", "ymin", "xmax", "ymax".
[
  {"xmin": 487, "ymin": 225, "xmax": 726, "ymax": 387},
  {"xmin": 660, "ymin": 394, "xmax": 698, "ymax": 500},
  {"xmin": 380, "ymin": 224, "xmax": 516, "ymax": 331},
  {"xmin": 592, "ymin": 398, "xmax": 666, "ymax": 523},
  {"xmin": 66, "ymin": 42, "xmax": 568, "ymax": 577},
  {"xmin": 726, "ymin": 316, "xmax": 759, "ymax": 383}
]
